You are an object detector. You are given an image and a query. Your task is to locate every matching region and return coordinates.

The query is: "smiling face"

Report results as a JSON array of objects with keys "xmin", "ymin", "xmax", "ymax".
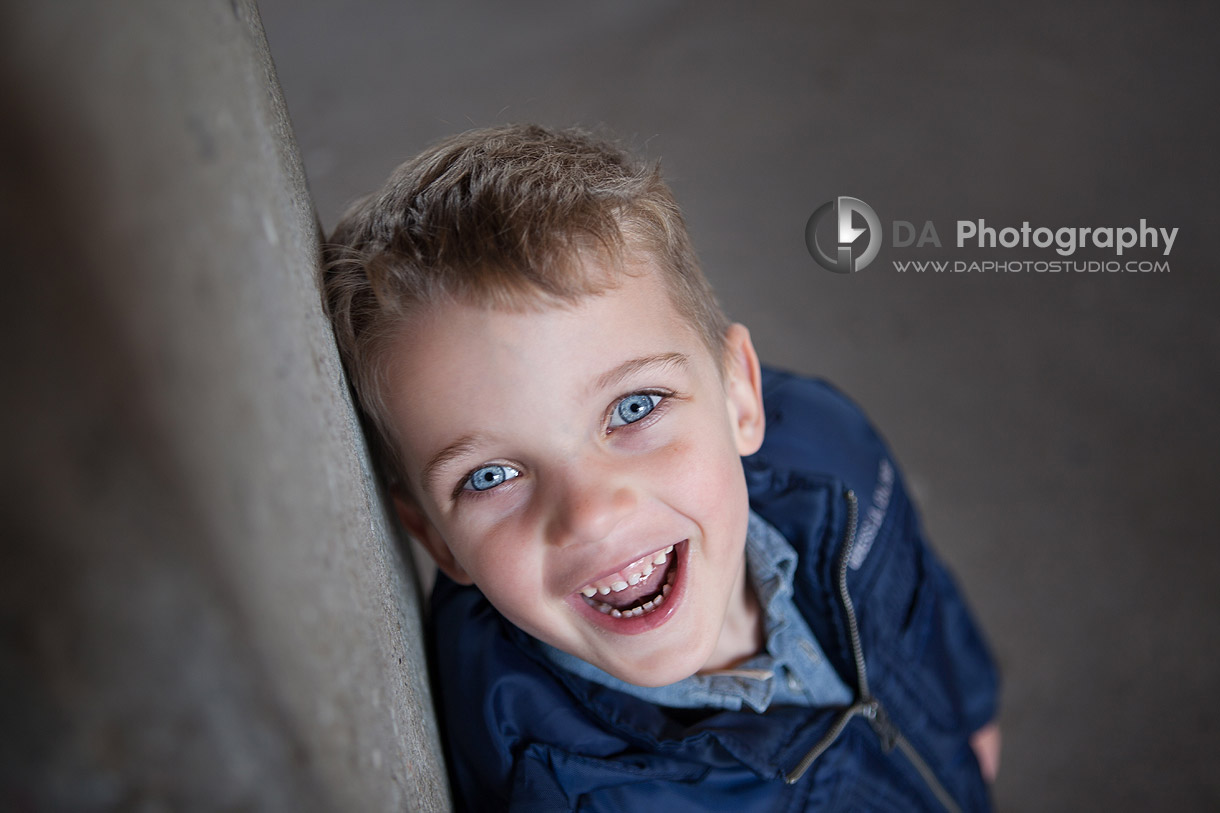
[{"xmin": 388, "ymin": 256, "xmax": 765, "ymax": 687}]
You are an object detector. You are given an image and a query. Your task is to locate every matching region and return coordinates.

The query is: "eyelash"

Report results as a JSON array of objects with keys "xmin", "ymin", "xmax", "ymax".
[{"xmin": 452, "ymin": 389, "xmax": 674, "ymax": 500}]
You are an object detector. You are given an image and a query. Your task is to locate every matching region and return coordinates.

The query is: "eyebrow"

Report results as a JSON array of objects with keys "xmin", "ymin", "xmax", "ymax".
[
  {"xmin": 592, "ymin": 352, "xmax": 690, "ymax": 394},
  {"xmin": 421, "ymin": 434, "xmax": 486, "ymax": 496}
]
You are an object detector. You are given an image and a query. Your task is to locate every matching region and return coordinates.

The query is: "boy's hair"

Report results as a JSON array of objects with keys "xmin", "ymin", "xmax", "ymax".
[{"xmin": 321, "ymin": 123, "xmax": 730, "ymax": 487}]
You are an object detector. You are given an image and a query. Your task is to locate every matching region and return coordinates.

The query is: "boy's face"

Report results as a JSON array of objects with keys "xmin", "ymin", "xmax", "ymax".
[{"xmin": 388, "ymin": 258, "xmax": 765, "ymax": 687}]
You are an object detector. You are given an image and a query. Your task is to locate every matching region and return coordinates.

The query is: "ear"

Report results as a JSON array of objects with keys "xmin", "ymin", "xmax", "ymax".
[
  {"xmin": 721, "ymin": 323, "xmax": 765, "ymax": 456},
  {"xmin": 392, "ymin": 489, "xmax": 474, "ymax": 585}
]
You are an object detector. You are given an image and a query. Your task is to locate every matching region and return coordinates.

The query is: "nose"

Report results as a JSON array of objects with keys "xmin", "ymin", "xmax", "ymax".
[{"xmin": 543, "ymin": 456, "xmax": 638, "ymax": 549}]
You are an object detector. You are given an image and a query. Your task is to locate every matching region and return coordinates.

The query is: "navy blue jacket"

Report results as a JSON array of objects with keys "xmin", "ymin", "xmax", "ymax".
[{"xmin": 429, "ymin": 369, "xmax": 1000, "ymax": 811}]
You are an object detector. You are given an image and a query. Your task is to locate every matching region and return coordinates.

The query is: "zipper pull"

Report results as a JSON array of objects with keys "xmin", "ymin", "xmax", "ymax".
[{"xmin": 863, "ymin": 700, "xmax": 898, "ymax": 753}]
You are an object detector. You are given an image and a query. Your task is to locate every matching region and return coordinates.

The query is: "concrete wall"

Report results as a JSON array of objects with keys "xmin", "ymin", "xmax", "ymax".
[{"xmin": 0, "ymin": 2, "xmax": 449, "ymax": 809}]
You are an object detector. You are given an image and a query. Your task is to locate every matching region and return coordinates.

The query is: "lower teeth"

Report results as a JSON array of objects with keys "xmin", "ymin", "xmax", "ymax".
[
  {"xmin": 585, "ymin": 561, "xmax": 677, "ymax": 618},
  {"xmin": 609, "ymin": 592, "xmax": 664, "ymax": 619}
]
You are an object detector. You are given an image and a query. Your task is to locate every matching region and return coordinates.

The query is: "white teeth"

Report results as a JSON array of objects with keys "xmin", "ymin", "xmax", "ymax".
[
  {"xmin": 583, "ymin": 581, "xmax": 670, "ymax": 620},
  {"xmin": 585, "ymin": 598, "xmax": 615, "ymax": 614},
  {"xmin": 578, "ymin": 543, "xmax": 680, "ymax": 601}
]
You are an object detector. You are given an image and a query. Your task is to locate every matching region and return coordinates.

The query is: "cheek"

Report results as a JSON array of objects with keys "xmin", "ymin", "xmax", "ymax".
[
  {"xmin": 654, "ymin": 429, "xmax": 748, "ymax": 519},
  {"xmin": 448, "ymin": 517, "xmax": 541, "ymax": 609}
]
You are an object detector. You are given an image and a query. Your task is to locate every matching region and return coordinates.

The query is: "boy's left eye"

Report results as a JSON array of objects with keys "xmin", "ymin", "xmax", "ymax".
[
  {"xmin": 608, "ymin": 393, "xmax": 663, "ymax": 428},
  {"xmin": 463, "ymin": 463, "xmax": 521, "ymax": 492}
]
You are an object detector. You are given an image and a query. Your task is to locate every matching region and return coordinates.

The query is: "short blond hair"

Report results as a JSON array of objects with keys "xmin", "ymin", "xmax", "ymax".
[{"xmin": 322, "ymin": 124, "xmax": 729, "ymax": 485}]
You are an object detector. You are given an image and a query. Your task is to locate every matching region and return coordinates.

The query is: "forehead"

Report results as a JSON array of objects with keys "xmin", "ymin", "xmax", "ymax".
[{"xmin": 383, "ymin": 263, "xmax": 714, "ymax": 479}]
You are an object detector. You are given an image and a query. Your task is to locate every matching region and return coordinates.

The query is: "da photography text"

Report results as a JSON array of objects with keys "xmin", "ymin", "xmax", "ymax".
[{"xmin": 806, "ymin": 197, "xmax": 1179, "ymax": 275}]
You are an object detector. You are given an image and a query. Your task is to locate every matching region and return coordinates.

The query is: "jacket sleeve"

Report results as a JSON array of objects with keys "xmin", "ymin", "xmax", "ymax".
[{"xmin": 918, "ymin": 530, "xmax": 1001, "ymax": 734}]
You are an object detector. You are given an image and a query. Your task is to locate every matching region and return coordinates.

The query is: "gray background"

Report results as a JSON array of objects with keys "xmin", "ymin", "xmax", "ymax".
[{"xmin": 257, "ymin": 1, "xmax": 1220, "ymax": 810}]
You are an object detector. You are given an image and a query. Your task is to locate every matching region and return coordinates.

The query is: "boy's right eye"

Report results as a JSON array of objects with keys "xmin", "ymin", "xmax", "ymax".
[{"xmin": 462, "ymin": 463, "xmax": 521, "ymax": 493}]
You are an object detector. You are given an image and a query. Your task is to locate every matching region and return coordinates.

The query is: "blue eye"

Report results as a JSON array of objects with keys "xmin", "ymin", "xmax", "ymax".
[
  {"xmin": 609, "ymin": 393, "xmax": 662, "ymax": 428},
  {"xmin": 463, "ymin": 464, "xmax": 520, "ymax": 492}
]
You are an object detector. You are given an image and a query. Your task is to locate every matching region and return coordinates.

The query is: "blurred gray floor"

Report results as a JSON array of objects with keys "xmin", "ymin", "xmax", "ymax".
[{"xmin": 258, "ymin": 2, "xmax": 1220, "ymax": 809}]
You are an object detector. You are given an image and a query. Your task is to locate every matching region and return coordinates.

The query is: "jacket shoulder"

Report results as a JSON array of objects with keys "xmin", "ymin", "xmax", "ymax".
[
  {"xmin": 752, "ymin": 367, "xmax": 896, "ymax": 505},
  {"xmin": 430, "ymin": 577, "xmax": 641, "ymax": 810}
]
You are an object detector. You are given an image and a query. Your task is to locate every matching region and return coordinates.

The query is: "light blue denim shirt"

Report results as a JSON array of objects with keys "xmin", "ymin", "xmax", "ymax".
[{"xmin": 538, "ymin": 510, "xmax": 852, "ymax": 713}]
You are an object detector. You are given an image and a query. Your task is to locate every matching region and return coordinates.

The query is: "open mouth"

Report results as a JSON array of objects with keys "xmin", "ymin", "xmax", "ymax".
[{"xmin": 576, "ymin": 543, "xmax": 680, "ymax": 619}]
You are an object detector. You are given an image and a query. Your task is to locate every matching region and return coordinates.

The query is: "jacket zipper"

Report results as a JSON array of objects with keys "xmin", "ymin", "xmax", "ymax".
[{"xmin": 783, "ymin": 489, "xmax": 961, "ymax": 813}]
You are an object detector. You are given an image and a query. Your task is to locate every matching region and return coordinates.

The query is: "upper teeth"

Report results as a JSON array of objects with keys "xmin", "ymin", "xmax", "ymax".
[{"xmin": 578, "ymin": 545, "xmax": 674, "ymax": 597}]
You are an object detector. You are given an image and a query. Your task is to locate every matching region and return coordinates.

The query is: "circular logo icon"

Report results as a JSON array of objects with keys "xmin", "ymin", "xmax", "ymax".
[{"xmin": 805, "ymin": 196, "xmax": 882, "ymax": 273}]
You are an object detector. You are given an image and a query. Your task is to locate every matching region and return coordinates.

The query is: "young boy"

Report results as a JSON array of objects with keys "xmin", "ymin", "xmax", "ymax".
[{"xmin": 322, "ymin": 124, "xmax": 1000, "ymax": 811}]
